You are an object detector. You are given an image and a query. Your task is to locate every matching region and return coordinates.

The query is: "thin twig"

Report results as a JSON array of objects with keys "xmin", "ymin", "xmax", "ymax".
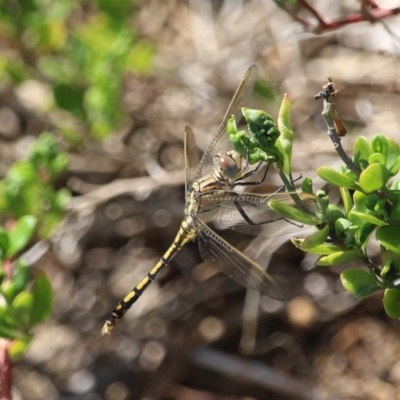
[
  {"xmin": 190, "ymin": 346, "xmax": 343, "ymax": 400},
  {"xmin": 321, "ymin": 101, "xmax": 360, "ymax": 176}
]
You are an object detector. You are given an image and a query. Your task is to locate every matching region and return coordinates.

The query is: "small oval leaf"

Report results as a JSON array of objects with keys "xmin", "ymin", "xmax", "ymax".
[
  {"xmin": 11, "ymin": 291, "xmax": 33, "ymax": 328},
  {"xmin": 359, "ymin": 164, "xmax": 388, "ymax": 193},
  {"xmin": 317, "ymin": 167, "xmax": 359, "ymax": 190},
  {"xmin": 368, "ymin": 152, "xmax": 386, "ymax": 166},
  {"xmin": 371, "ymin": 134, "xmax": 388, "ymax": 157},
  {"xmin": 7, "ymin": 216, "xmax": 37, "ymax": 257},
  {"xmin": 383, "ymin": 288, "xmax": 400, "ymax": 318},
  {"xmin": 30, "ymin": 271, "xmax": 53, "ymax": 326},
  {"xmin": 340, "ymin": 268, "xmax": 380, "ymax": 298},
  {"xmin": 354, "ymin": 136, "xmax": 373, "ymax": 166}
]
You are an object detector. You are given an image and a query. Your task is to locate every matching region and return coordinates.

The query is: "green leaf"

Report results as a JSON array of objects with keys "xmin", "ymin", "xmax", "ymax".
[
  {"xmin": 381, "ymin": 250, "xmax": 400, "ymax": 279},
  {"xmin": 1, "ymin": 281, "xmax": 16, "ymax": 305},
  {"xmin": 334, "ymin": 218, "xmax": 356, "ymax": 246},
  {"xmin": 315, "ymin": 190, "xmax": 329, "ymax": 221},
  {"xmin": 301, "ymin": 177, "xmax": 313, "ymax": 194},
  {"xmin": 371, "ymin": 134, "xmax": 388, "ymax": 157},
  {"xmin": 301, "ymin": 225, "xmax": 329, "ymax": 249},
  {"xmin": 30, "ymin": 271, "xmax": 53, "ymax": 326},
  {"xmin": 340, "ymin": 268, "xmax": 381, "ymax": 297},
  {"xmin": 386, "ymin": 139, "xmax": 400, "ymax": 175},
  {"xmin": 359, "ymin": 163, "xmax": 388, "ymax": 193},
  {"xmin": 54, "ymin": 83, "xmax": 86, "ymax": 120},
  {"xmin": 0, "ymin": 229, "xmax": 10, "ymax": 260},
  {"xmin": 348, "ymin": 211, "xmax": 386, "ymax": 226},
  {"xmin": 7, "ymin": 162, "xmax": 37, "ymax": 184},
  {"xmin": 340, "ymin": 187, "xmax": 352, "ymax": 217},
  {"xmin": 365, "ymin": 193, "xmax": 380, "ymax": 211},
  {"xmin": 383, "ymin": 289, "xmax": 400, "ymax": 318},
  {"xmin": 391, "ymin": 197, "xmax": 400, "ymax": 222},
  {"xmin": 368, "ymin": 152, "xmax": 386, "ymax": 166},
  {"xmin": 0, "ymin": 306, "xmax": 18, "ymax": 339},
  {"xmin": 376, "ymin": 226, "xmax": 400, "ymax": 255},
  {"xmin": 326, "ymin": 204, "xmax": 345, "ymax": 223},
  {"xmin": 7, "ymin": 216, "xmax": 37, "ymax": 257},
  {"xmin": 389, "ymin": 156, "xmax": 400, "ymax": 176},
  {"xmin": 8, "ymin": 335, "xmax": 33, "ymax": 361},
  {"xmin": 12, "ymin": 259, "xmax": 29, "ymax": 294},
  {"xmin": 11, "ymin": 291, "xmax": 33, "ymax": 329},
  {"xmin": 334, "ymin": 218, "xmax": 353, "ymax": 234},
  {"xmin": 356, "ymin": 223, "xmax": 375, "ymax": 248},
  {"xmin": 226, "ymin": 113, "xmax": 279, "ymax": 165},
  {"xmin": 354, "ymin": 136, "xmax": 373, "ymax": 167},
  {"xmin": 317, "ymin": 249, "xmax": 364, "ymax": 266},
  {"xmin": 352, "ymin": 191, "xmax": 368, "ymax": 213},
  {"xmin": 268, "ymin": 199, "xmax": 321, "ymax": 225},
  {"xmin": 317, "ymin": 167, "xmax": 359, "ymax": 190},
  {"xmin": 292, "ymin": 238, "xmax": 342, "ymax": 255},
  {"xmin": 275, "ymin": 94, "xmax": 293, "ymax": 174},
  {"xmin": 242, "ymin": 107, "xmax": 281, "ymax": 164}
]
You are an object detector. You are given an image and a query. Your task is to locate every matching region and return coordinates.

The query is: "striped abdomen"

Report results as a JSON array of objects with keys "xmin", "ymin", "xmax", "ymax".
[{"xmin": 101, "ymin": 219, "xmax": 196, "ymax": 335}]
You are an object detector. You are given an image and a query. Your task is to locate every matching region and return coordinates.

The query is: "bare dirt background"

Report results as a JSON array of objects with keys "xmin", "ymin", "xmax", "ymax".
[{"xmin": 3, "ymin": 1, "xmax": 400, "ymax": 399}]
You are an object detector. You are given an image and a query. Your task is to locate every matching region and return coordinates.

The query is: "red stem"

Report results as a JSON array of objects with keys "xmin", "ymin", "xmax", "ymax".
[
  {"xmin": 287, "ymin": 0, "xmax": 400, "ymax": 34},
  {"xmin": 0, "ymin": 340, "xmax": 12, "ymax": 400},
  {"xmin": 320, "ymin": 7, "xmax": 400, "ymax": 31}
]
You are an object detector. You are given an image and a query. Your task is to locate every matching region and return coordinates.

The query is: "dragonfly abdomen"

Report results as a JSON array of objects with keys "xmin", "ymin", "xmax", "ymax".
[{"xmin": 101, "ymin": 221, "xmax": 196, "ymax": 335}]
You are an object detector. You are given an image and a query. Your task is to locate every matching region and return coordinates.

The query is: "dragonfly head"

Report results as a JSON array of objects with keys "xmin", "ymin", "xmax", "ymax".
[{"xmin": 214, "ymin": 151, "xmax": 244, "ymax": 180}]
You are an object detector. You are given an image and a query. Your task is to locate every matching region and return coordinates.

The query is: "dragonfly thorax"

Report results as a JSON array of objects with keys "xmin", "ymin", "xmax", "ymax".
[{"xmin": 213, "ymin": 150, "xmax": 245, "ymax": 182}]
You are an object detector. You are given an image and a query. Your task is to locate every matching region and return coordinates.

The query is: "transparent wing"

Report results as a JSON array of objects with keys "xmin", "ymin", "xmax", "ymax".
[
  {"xmin": 194, "ymin": 65, "xmax": 258, "ymax": 181},
  {"xmin": 197, "ymin": 191, "xmax": 316, "ymax": 236},
  {"xmin": 184, "ymin": 126, "xmax": 200, "ymax": 195},
  {"xmin": 194, "ymin": 216, "xmax": 285, "ymax": 300}
]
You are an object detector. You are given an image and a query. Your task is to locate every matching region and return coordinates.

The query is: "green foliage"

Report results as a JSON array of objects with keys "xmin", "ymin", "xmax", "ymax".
[
  {"xmin": 237, "ymin": 93, "xmax": 400, "ymax": 319},
  {"xmin": 272, "ymin": 129, "xmax": 400, "ymax": 318},
  {"xmin": 228, "ymin": 95, "xmax": 314, "ymax": 216},
  {"xmin": 0, "ymin": 133, "xmax": 70, "ymax": 238},
  {"xmin": 227, "ymin": 108, "xmax": 280, "ymax": 164},
  {"xmin": 0, "ymin": 258, "xmax": 53, "ymax": 360},
  {"xmin": 0, "ymin": 132, "xmax": 68, "ymax": 359},
  {"xmin": 0, "ymin": 1, "xmax": 154, "ymax": 139}
]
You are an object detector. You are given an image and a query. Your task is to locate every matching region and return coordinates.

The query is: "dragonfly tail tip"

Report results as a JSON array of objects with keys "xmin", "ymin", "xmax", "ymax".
[{"xmin": 101, "ymin": 323, "xmax": 112, "ymax": 336}]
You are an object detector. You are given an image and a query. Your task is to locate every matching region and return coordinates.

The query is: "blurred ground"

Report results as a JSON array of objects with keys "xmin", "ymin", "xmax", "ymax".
[{"xmin": 2, "ymin": 1, "xmax": 400, "ymax": 399}]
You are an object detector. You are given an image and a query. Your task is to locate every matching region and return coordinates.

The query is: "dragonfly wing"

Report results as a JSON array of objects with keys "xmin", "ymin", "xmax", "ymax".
[
  {"xmin": 194, "ymin": 65, "xmax": 258, "ymax": 181},
  {"xmin": 194, "ymin": 216, "xmax": 285, "ymax": 300},
  {"xmin": 184, "ymin": 126, "xmax": 200, "ymax": 195},
  {"xmin": 198, "ymin": 191, "xmax": 315, "ymax": 236}
]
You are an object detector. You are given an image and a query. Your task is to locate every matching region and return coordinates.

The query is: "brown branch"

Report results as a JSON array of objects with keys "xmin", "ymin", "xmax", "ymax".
[{"xmin": 0, "ymin": 340, "xmax": 12, "ymax": 400}]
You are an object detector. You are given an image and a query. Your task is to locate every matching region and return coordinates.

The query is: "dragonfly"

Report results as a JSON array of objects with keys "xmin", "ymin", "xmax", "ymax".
[{"xmin": 102, "ymin": 65, "xmax": 301, "ymax": 335}]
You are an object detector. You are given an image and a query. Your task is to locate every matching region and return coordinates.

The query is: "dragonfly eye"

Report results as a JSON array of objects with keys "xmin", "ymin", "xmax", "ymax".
[{"xmin": 216, "ymin": 152, "xmax": 241, "ymax": 179}]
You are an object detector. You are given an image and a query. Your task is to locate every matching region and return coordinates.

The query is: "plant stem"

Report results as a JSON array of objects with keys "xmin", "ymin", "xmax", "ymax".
[
  {"xmin": 276, "ymin": 168, "xmax": 311, "ymax": 213},
  {"xmin": 0, "ymin": 339, "xmax": 12, "ymax": 400},
  {"xmin": 321, "ymin": 100, "xmax": 360, "ymax": 176}
]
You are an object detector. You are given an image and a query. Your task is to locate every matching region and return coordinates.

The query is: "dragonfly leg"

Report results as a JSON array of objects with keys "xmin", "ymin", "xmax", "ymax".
[
  {"xmin": 234, "ymin": 162, "xmax": 270, "ymax": 186},
  {"xmin": 233, "ymin": 199, "xmax": 283, "ymax": 226}
]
